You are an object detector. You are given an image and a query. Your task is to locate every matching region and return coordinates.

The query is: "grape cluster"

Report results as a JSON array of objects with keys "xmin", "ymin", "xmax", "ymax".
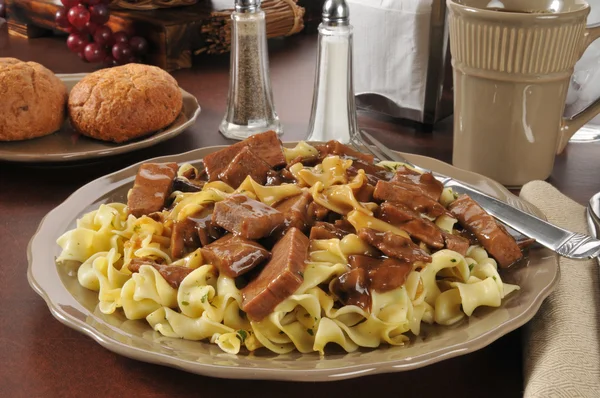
[{"xmin": 54, "ymin": 0, "xmax": 149, "ymax": 66}]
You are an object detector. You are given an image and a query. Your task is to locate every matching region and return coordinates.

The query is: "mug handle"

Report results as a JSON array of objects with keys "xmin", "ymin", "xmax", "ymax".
[{"xmin": 558, "ymin": 23, "xmax": 600, "ymax": 154}]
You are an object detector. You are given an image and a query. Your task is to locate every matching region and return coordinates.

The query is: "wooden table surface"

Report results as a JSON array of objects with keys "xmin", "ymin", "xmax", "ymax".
[{"xmin": 1, "ymin": 21, "xmax": 599, "ymax": 398}]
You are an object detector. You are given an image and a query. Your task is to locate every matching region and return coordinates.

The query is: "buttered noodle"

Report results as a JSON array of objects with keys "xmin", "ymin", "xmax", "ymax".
[{"xmin": 56, "ymin": 142, "xmax": 519, "ymax": 354}]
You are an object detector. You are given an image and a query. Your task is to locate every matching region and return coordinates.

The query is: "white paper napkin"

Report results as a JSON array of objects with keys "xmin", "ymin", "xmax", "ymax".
[
  {"xmin": 565, "ymin": 0, "xmax": 600, "ymax": 126},
  {"xmin": 520, "ymin": 181, "xmax": 600, "ymax": 397},
  {"xmin": 348, "ymin": 0, "xmax": 433, "ymax": 113}
]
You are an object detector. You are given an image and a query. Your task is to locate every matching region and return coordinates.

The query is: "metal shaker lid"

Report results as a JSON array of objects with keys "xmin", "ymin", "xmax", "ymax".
[
  {"xmin": 235, "ymin": 0, "xmax": 260, "ymax": 12},
  {"xmin": 322, "ymin": 0, "xmax": 350, "ymax": 26}
]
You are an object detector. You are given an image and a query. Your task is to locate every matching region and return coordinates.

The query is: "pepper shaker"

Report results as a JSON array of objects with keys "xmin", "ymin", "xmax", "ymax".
[
  {"xmin": 219, "ymin": 0, "xmax": 282, "ymax": 140},
  {"xmin": 305, "ymin": 0, "xmax": 358, "ymax": 144}
]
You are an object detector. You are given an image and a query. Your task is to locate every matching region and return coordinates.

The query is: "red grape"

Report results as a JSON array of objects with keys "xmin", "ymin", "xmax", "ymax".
[
  {"xmin": 67, "ymin": 33, "xmax": 88, "ymax": 53},
  {"xmin": 78, "ymin": 51, "xmax": 89, "ymax": 63},
  {"xmin": 93, "ymin": 26, "xmax": 113, "ymax": 46},
  {"xmin": 55, "ymin": 8, "xmax": 70, "ymax": 28},
  {"xmin": 0, "ymin": 2, "xmax": 6, "ymax": 19},
  {"xmin": 128, "ymin": 56, "xmax": 142, "ymax": 64},
  {"xmin": 84, "ymin": 0, "xmax": 104, "ymax": 5},
  {"xmin": 129, "ymin": 36, "xmax": 149, "ymax": 55},
  {"xmin": 81, "ymin": 21, "xmax": 99, "ymax": 34},
  {"xmin": 112, "ymin": 42, "xmax": 132, "ymax": 63},
  {"xmin": 61, "ymin": 0, "xmax": 79, "ymax": 8},
  {"xmin": 84, "ymin": 43, "xmax": 106, "ymax": 63},
  {"xmin": 103, "ymin": 55, "xmax": 118, "ymax": 67},
  {"xmin": 89, "ymin": 4, "xmax": 109, "ymax": 25},
  {"xmin": 67, "ymin": 5, "xmax": 90, "ymax": 31},
  {"xmin": 113, "ymin": 31, "xmax": 129, "ymax": 45}
]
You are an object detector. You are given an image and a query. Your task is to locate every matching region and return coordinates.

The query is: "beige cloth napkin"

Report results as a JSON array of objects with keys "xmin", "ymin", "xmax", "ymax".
[{"xmin": 520, "ymin": 181, "xmax": 600, "ymax": 397}]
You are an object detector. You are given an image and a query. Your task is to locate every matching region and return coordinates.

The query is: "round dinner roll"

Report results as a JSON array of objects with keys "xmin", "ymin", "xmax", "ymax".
[
  {"xmin": 68, "ymin": 64, "xmax": 183, "ymax": 143},
  {"xmin": 0, "ymin": 58, "xmax": 68, "ymax": 141}
]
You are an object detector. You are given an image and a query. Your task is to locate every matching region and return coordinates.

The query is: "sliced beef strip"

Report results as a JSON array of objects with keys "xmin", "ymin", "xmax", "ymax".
[
  {"xmin": 128, "ymin": 258, "xmax": 193, "ymax": 289},
  {"xmin": 458, "ymin": 229, "xmax": 479, "ymax": 246},
  {"xmin": 346, "ymin": 160, "xmax": 394, "ymax": 186},
  {"xmin": 448, "ymin": 194, "xmax": 523, "ymax": 267},
  {"xmin": 390, "ymin": 166, "xmax": 444, "ymax": 201},
  {"xmin": 265, "ymin": 169, "xmax": 296, "ymax": 186},
  {"xmin": 348, "ymin": 255, "xmax": 412, "ymax": 292},
  {"xmin": 203, "ymin": 142, "xmax": 246, "ymax": 182},
  {"xmin": 378, "ymin": 202, "xmax": 444, "ymax": 249},
  {"xmin": 313, "ymin": 144, "xmax": 329, "ymax": 159},
  {"xmin": 330, "ymin": 267, "xmax": 371, "ymax": 311},
  {"xmin": 171, "ymin": 206, "xmax": 223, "ymax": 258},
  {"xmin": 128, "ymin": 162, "xmax": 179, "ymax": 218},
  {"xmin": 212, "ymin": 194, "xmax": 285, "ymax": 240},
  {"xmin": 443, "ymin": 232, "xmax": 470, "ymax": 256},
  {"xmin": 245, "ymin": 130, "xmax": 286, "ymax": 168},
  {"xmin": 200, "ymin": 234, "xmax": 270, "ymax": 278},
  {"xmin": 189, "ymin": 205, "xmax": 222, "ymax": 247},
  {"xmin": 334, "ymin": 219, "xmax": 356, "ymax": 234},
  {"xmin": 368, "ymin": 263, "xmax": 414, "ymax": 292},
  {"xmin": 147, "ymin": 212, "xmax": 165, "ymax": 223},
  {"xmin": 308, "ymin": 201, "xmax": 330, "ymax": 221},
  {"xmin": 353, "ymin": 183, "xmax": 375, "ymax": 203},
  {"xmin": 325, "ymin": 140, "xmax": 375, "ymax": 163},
  {"xmin": 241, "ymin": 227, "xmax": 309, "ymax": 321},
  {"xmin": 219, "ymin": 147, "xmax": 272, "ymax": 188},
  {"xmin": 171, "ymin": 216, "xmax": 202, "ymax": 259},
  {"xmin": 274, "ymin": 191, "xmax": 313, "ymax": 232},
  {"xmin": 373, "ymin": 180, "xmax": 446, "ymax": 218},
  {"xmin": 203, "ymin": 130, "xmax": 285, "ymax": 181},
  {"xmin": 309, "ymin": 221, "xmax": 350, "ymax": 240},
  {"xmin": 358, "ymin": 227, "xmax": 432, "ymax": 264}
]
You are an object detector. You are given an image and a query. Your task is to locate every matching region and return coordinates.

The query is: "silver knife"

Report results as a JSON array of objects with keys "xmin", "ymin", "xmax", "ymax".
[{"xmin": 357, "ymin": 130, "xmax": 600, "ymax": 260}]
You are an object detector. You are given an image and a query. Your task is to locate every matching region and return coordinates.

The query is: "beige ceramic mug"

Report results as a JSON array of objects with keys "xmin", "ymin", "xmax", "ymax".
[{"xmin": 448, "ymin": 0, "xmax": 600, "ymax": 186}]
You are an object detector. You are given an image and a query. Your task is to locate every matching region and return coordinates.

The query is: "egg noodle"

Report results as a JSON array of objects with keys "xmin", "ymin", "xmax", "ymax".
[{"xmin": 56, "ymin": 142, "xmax": 519, "ymax": 355}]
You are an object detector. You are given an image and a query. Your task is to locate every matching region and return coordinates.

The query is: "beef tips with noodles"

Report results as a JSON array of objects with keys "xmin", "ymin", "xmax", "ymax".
[
  {"xmin": 128, "ymin": 258, "xmax": 193, "ymax": 289},
  {"xmin": 203, "ymin": 130, "xmax": 285, "ymax": 181},
  {"xmin": 358, "ymin": 227, "xmax": 432, "ymax": 264},
  {"xmin": 241, "ymin": 227, "xmax": 309, "ymax": 321},
  {"xmin": 212, "ymin": 194, "xmax": 285, "ymax": 240},
  {"xmin": 200, "ymin": 235, "xmax": 270, "ymax": 278},
  {"xmin": 373, "ymin": 180, "xmax": 446, "ymax": 218},
  {"xmin": 219, "ymin": 146, "xmax": 272, "ymax": 188},
  {"xmin": 449, "ymin": 194, "xmax": 522, "ymax": 267},
  {"xmin": 127, "ymin": 162, "xmax": 178, "ymax": 217}
]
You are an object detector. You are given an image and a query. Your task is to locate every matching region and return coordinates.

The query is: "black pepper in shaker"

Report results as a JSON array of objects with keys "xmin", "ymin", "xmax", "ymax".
[{"xmin": 219, "ymin": 0, "xmax": 282, "ymax": 140}]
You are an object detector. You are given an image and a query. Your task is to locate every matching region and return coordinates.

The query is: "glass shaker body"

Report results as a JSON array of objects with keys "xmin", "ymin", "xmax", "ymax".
[
  {"xmin": 219, "ymin": 9, "xmax": 282, "ymax": 140},
  {"xmin": 306, "ymin": 24, "xmax": 357, "ymax": 144}
]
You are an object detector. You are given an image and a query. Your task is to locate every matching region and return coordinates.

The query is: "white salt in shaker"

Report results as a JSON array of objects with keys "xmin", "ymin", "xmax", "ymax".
[
  {"xmin": 220, "ymin": 0, "xmax": 282, "ymax": 140},
  {"xmin": 305, "ymin": 0, "xmax": 358, "ymax": 144}
]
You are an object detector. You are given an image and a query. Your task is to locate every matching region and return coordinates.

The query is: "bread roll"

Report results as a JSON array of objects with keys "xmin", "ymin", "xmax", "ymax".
[
  {"xmin": 0, "ymin": 58, "xmax": 67, "ymax": 141},
  {"xmin": 68, "ymin": 64, "xmax": 183, "ymax": 143}
]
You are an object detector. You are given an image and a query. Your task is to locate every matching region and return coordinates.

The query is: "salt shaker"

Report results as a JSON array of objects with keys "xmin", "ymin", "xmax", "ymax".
[
  {"xmin": 219, "ymin": 0, "xmax": 282, "ymax": 140},
  {"xmin": 305, "ymin": 0, "xmax": 358, "ymax": 144}
]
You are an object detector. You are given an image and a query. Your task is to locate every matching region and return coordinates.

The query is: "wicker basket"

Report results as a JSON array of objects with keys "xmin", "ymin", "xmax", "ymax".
[
  {"xmin": 110, "ymin": 0, "xmax": 197, "ymax": 11},
  {"xmin": 198, "ymin": 0, "xmax": 305, "ymax": 54}
]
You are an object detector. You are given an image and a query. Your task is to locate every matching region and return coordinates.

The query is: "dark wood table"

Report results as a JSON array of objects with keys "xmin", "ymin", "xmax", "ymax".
[{"xmin": 1, "ymin": 21, "xmax": 599, "ymax": 398}]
